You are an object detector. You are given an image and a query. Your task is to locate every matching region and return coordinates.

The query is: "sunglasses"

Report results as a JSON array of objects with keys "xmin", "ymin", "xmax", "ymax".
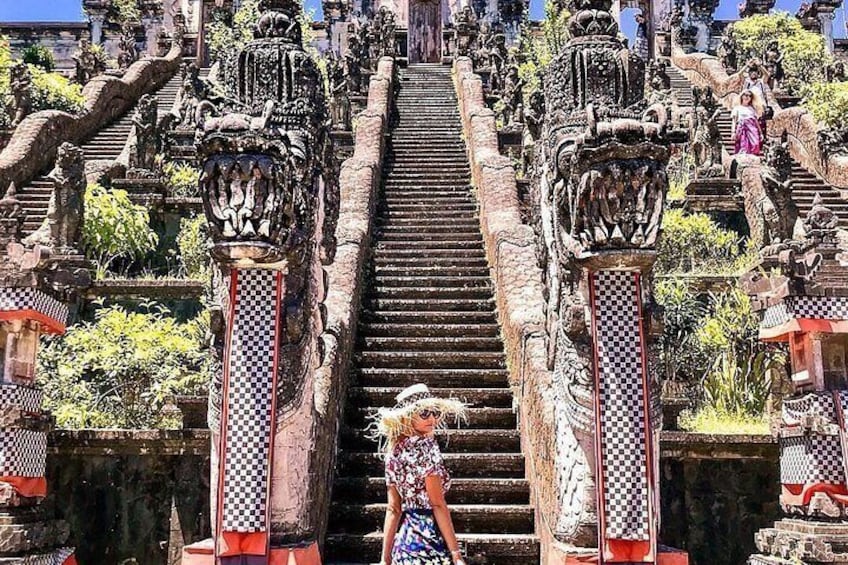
[{"xmin": 418, "ymin": 409, "xmax": 442, "ymax": 420}]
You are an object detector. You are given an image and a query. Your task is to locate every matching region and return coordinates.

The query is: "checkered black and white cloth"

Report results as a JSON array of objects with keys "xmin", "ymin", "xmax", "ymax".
[
  {"xmin": 0, "ymin": 287, "xmax": 68, "ymax": 326},
  {"xmin": 781, "ymin": 433, "xmax": 845, "ymax": 485},
  {"xmin": 783, "ymin": 392, "xmax": 835, "ymax": 425},
  {"xmin": 220, "ymin": 269, "xmax": 279, "ymax": 533},
  {"xmin": 0, "ymin": 383, "xmax": 43, "ymax": 413},
  {"xmin": 761, "ymin": 296, "xmax": 848, "ymax": 328},
  {"xmin": 0, "ymin": 429, "xmax": 46, "ymax": 477},
  {"xmin": 591, "ymin": 271, "xmax": 652, "ymax": 541},
  {"xmin": 22, "ymin": 547, "xmax": 75, "ymax": 564}
]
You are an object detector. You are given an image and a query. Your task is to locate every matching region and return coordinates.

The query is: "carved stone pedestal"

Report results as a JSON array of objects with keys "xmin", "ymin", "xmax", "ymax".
[
  {"xmin": 684, "ymin": 178, "xmax": 743, "ymax": 213},
  {"xmin": 751, "ymin": 520, "xmax": 848, "ymax": 564}
]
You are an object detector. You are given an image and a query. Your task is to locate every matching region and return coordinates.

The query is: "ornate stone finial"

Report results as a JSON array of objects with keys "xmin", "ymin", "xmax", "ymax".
[
  {"xmin": 21, "ymin": 143, "xmax": 85, "ymax": 253},
  {"xmin": 759, "ymin": 136, "xmax": 797, "ymax": 247},
  {"xmin": 454, "ymin": 5, "xmax": 479, "ymax": 58},
  {"xmin": 72, "ymin": 38, "xmax": 105, "ymax": 85},
  {"xmin": 0, "ymin": 183, "xmax": 23, "ymax": 248}
]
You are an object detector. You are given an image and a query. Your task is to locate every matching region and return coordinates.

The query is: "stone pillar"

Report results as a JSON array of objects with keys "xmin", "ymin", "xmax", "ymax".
[
  {"xmin": 142, "ymin": 15, "xmax": 164, "ymax": 56},
  {"xmin": 533, "ymin": 0, "xmax": 689, "ymax": 561},
  {"xmin": 744, "ymin": 197, "xmax": 848, "ymax": 564},
  {"xmin": 182, "ymin": 0, "xmax": 339, "ymax": 562},
  {"xmin": 819, "ymin": 10, "xmax": 836, "ymax": 54},
  {"xmin": 89, "ymin": 13, "xmax": 106, "ymax": 45}
]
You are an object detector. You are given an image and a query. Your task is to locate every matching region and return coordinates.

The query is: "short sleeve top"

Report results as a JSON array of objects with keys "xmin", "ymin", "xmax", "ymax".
[{"xmin": 384, "ymin": 435, "xmax": 451, "ymax": 509}]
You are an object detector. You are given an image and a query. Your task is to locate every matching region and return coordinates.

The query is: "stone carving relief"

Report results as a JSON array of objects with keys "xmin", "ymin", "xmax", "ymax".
[
  {"xmin": 117, "ymin": 23, "xmax": 139, "ymax": 71},
  {"xmin": 22, "ymin": 143, "xmax": 86, "ymax": 252},
  {"xmin": 8, "ymin": 62, "xmax": 33, "ymax": 128},
  {"xmin": 329, "ymin": 54, "xmax": 352, "ymax": 130},
  {"xmin": 128, "ymin": 94, "xmax": 163, "ymax": 178},
  {"xmin": 454, "ymin": 6, "xmax": 479, "ymax": 57},
  {"xmin": 72, "ymin": 38, "xmax": 106, "ymax": 85},
  {"xmin": 759, "ymin": 135, "xmax": 798, "ymax": 248},
  {"xmin": 531, "ymin": 0, "xmax": 680, "ymax": 545},
  {"xmin": 689, "ymin": 86, "xmax": 724, "ymax": 178}
]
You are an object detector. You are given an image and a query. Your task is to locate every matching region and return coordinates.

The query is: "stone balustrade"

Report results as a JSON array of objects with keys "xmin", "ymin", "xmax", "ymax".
[
  {"xmin": 672, "ymin": 46, "xmax": 848, "ymax": 192},
  {"xmin": 452, "ymin": 55, "xmax": 560, "ymax": 558},
  {"xmin": 0, "ymin": 42, "xmax": 183, "ymax": 192}
]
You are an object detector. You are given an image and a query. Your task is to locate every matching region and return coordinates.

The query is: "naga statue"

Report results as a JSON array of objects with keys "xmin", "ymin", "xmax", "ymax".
[
  {"xmin": 531, "ymin": 0, "xmax": 684, "ymax": 559},
  {"xmin": 690, "ymin": 86, "xmax": 724, "ymax": 178},
  {"xmin": 454, "ymin": 5, "xmax": 479, "ymax": 57},
  {"xmin": 184, "ymin": 0, "xmax": 339, "ymax": 562}
]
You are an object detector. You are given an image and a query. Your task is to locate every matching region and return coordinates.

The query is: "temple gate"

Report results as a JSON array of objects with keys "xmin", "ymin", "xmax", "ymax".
[{"xmin": 408, "ymin": 0, "xmax": 442, "ymax": 63}]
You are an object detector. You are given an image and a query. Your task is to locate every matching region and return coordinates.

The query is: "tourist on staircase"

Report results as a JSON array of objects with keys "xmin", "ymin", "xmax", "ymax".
[
  {"xmin": 731, "ymin": 90, "xmax": 764, "ymax": 155},
  {"xmin": 373, "ymin": 384, "xmax": 468, "ymax": 565}
]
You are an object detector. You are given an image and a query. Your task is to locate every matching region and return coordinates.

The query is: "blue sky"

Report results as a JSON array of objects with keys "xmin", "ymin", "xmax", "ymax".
[{"xmin": 1, "ymin": 0, "xmax": 845, "ymax": 40}]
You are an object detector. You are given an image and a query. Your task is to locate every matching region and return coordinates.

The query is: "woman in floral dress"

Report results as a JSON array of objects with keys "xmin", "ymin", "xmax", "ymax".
[{"xmin": 373, "ymin": 383, "xmax": 468, "ymax": 565}]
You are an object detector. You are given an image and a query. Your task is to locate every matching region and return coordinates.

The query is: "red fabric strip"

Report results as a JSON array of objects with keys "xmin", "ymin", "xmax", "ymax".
[
  {"xmin": 0, "ymin": 476, "xmax": 46, "ymax": 497},
  {"xmin": 0, "ymin": 310, "xmax": 64, "ymax": 335}
]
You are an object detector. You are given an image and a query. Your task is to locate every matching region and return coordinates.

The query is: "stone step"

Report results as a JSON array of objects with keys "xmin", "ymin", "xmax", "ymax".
[
  {"xmin": 338, "ymin": 452, "xmax": 523, "ymax": 477},
  {"xmin": 376, "ymin": 231, "xmax": 483, "ymax": 242},
  {"xmin": 373, "ymin": 248, "xmax": 485, "ymax": 260},
  {"xmin": 328, "ymin": 503, "xmax": 534, "ymax": 534},
  {"xmin": 376, "ymin": 219, "xmax": 480, "ymax": 229},
  {"xmin": 356, "ymin": 349, "xmax": 505, "ymax": 369},
  {"xmin": 362, "ymin": 322, "xmax": 498, "ymax": 338},
  {"xmin": 372, "ymin": 257, "xmax": 489, "ymax": 268},
  {"xmin": 382, "ymin": 193, "xmax": 474, "ymax": 202},
  {"xmin": 368, "ymin": 286, "xmax": 490, "ymax": 301},
  {"xmin": 332, "ymin": 476, "xmax": 528, "ymax": 504},
  {"xmin": 347, "ymin": 387, "xmax": 512, "ymax": 408},
  {"xmin": 354, "ymin": 367, "xmax": 508, "ymax": 387},
  {"xmin": 372, "ymin": 265, "xmax": 489, "ymax": 277},
  {"xmin": 324, "ymin": 532, "xmax": 539, "ymax": 565},
  {"xmin": 360, "ymin": 335, "xmax": 503, "ymax": 351},
  {"xmin": 341, "ymin": 427, "xmax": 520, "ymax": 453},
  {"xmin": 375, "ymin": 240, "xmax": 484, "ymax": 251}
]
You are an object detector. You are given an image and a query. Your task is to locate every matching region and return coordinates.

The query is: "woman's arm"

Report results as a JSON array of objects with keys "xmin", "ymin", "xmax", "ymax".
[
  {"xmin": 380, "ymin": 486, "xmax": 403, "ymax": 565},
  {"xmin": 425, "ymin": 474, "xmax": 465, "ymax": 565}
]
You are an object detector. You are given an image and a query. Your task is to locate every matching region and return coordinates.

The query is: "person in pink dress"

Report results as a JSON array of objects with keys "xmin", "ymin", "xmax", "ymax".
[
  {"xmin": 732, "ymin": 89, "xmax": 764, "ymax": 155},
  {"xmin": 372, "ymin": 383, "xmax": 468, "ymax": 565}
]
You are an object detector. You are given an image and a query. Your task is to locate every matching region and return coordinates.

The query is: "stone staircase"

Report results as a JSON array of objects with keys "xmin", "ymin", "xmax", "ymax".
[
  {"xmin": 323, "ymin": 64, "xmax": 539, "ymax": 565},
  {"xmin": 13, "ymin": 71, "xmax": 184, "ymax": 236},
  {"xmin": 668, "ymin": 64, "xmax": 848, "ymax": 228}
]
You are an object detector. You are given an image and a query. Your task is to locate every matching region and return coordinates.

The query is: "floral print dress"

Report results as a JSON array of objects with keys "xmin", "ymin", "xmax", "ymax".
[{"xmin": 385, "ymin": 435, "xmax": 452, "ymax": 564}]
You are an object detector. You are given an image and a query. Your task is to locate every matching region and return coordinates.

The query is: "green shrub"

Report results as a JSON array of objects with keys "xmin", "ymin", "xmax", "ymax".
[
  {"xmin": 82, "ymin": 183, "xmax": 159, "ymax": 277},
  {"xmin": 176, "ymin": 215, "xmax": 210, "ymax": 279},
  {"xmin": 21, "ymin": 45, "xmax": 54, "ymax": 71},
  {"xmin": 0, "ymin": 36, "xmax": 11, "ymax": 128},
  {"xmin": 39, "ymin": 305, "xmax": 208, "ymax": 429},
  {"xmin": 206, "ymin": 0, "xmax": 262, "ymax": 62},
  {"xmin": 800, "ymin": 81, "xmax": 848, "ymax": 130},
  {"xmin": 666, "ymin": 150, "xmax": 694, "ymax": 201},
  {"xmin": 731, "ymin": 12, "xmax": 832, "ymax": 95},
  {"xmin": 679, "ymin": 407, "xmax": 769, "ymax": 434},
  {"xmin": 656, "ymin": 209, "xmax": 741, "ymax": 273},
  {"xmin": 29, "ymin": 65, "xmax": 85, "ymax": 114},
  {"xmin": 111, "ymin": 0, "xmax": 141, "ymax": 23},
  {"xmin": 163, "ymin": 162, "xmax": 200, "ymax": 197}
]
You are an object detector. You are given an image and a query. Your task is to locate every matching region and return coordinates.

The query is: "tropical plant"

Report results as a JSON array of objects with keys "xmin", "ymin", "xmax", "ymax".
[
  {"xmin": 82, "ymin": 183, "xmax": 159, "ymax": 277},
  {"xmin": 112, "ymin": 0, "xmax": 141, "ymax": 23},
  {"xmin": 0, "ymin": 36, "xmax": 12, "ymax": 128},
  {"xmin": 702, "ymin": 350, "xmax": 777, "ymax": 417},
  {"xmin": 39, "ymin": 305, "xmax": 209, "ymax": 429},
  {"xmin": 176, "ymin": 215, "xmax": 210, "ymax": 279},
  {"xmin": 205, "ymin": 0, "xmax": 263, "ymax": 62},
  {"xmin": 655, "ymin": 278, "xmax": 709, "ymax": 381},
  {"xmin": 518, "ymin": 0, "xmax": 570, "ymax": 97},
  {"xmin": 666, "ymin": 149, "xmax": 694, "ymax": 201},
  {"xmin": 21, "ymin": 45, "xmax": 55, "ymax": 71},
  {"xmin": 656, "ymin": 209, "xmax": 742, "ymax": 273},
  {"xmin": 163, "ymin": 162, "xmax": 200, "ymax": 197},
  {"xmin": 730, "ymin": 12, "xmax": 832, "ymax": 95}
]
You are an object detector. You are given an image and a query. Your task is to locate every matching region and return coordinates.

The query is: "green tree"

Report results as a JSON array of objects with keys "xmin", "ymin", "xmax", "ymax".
[
  {"xmin": 205, "ymin": 0, "xmax": 263, "ymax": 62},
  {"xmin": 21, "ymin": 45, "xmax": 54, "ymax": 72},
  {"xmin": 800, "ymin": 81, "xmax": 848, "ymax": 129},
  {"xmin": 656, "ymin": 209, "xmax": 743, "ymax": 273},
  {"xmin": 731, "ymin": 12, "xmax": 832, "ymax": 95},
  {"xmin": 176, "ymin": 215, "xmax": 210, "ymax": 279},
  {"xmin": 518, "ymin": 0, "xmax": 570, "ymax": 97}
]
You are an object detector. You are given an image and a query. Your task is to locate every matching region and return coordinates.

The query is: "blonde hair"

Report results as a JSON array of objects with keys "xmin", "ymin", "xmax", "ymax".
[
  {"xmin": 369, "ymin": 396, "xmax": 467, "ymax": 453},
  {"xmin": 740, "ymin": 89, "xmax": 765, "ymax": 116}
]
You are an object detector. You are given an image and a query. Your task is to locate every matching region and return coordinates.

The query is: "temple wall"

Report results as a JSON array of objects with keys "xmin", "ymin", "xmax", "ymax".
[
  {"xmin": 0, "ymin": 42, "xmax": 182, "ymax": 196},
  {"xmin": 0, "ymin": 23, "xmax": 90, "ymax": 76},
  {"xmin": 672, "ymin": 46, "xmax": 848, "ymax": 192},
  {"xmin": 42, "ymin": 430, "xmax": 777, "ymax": 564}
]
